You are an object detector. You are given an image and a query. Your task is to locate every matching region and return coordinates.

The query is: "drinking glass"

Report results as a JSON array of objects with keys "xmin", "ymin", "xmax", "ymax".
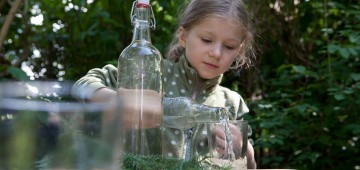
[
  {"xmin": 0, "ymin": 81, "xmax": 122, "ymax": 170},
  {"xmin": 204, "ymin": 120, "xmax": 248, "ymax": 169}
]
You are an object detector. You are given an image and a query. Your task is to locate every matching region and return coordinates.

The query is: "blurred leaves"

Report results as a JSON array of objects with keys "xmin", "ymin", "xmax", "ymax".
[{"xmin": 241, "ymin": 0, "xmax": 360, "ymax": 169}]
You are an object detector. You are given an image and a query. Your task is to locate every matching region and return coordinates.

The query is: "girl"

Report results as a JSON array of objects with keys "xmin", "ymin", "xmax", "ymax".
[{"xmin": 72, "ymin": 0, "xmax": 256, "ymax": 168}]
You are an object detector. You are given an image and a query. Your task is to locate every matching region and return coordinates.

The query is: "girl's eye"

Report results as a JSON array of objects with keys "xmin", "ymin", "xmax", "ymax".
[
  {"xmin": 201, "ymin": 38, "xmax": 212, "ymax": 43},
  {"xmin": 225, "ymin": 45, "xmax": 235, "ymax": 50}
]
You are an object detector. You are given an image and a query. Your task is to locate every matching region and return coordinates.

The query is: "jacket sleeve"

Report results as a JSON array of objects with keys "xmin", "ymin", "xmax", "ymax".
[
  {"xmin": 218, "ymin": 86, "xmax": 249, "ymax": 120},
  {"xmin": 71, "ymin": 64, "xmax": 118, "ymax": 99},
  {"xmin": 237, "ymin": 95, "xmax": 250, "ymax": 119}
]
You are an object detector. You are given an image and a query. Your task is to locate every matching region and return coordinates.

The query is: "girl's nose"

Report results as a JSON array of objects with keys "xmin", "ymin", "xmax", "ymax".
[{"xmin": 210, "ymin": 44, "xmax": 222, "ymax": 58}]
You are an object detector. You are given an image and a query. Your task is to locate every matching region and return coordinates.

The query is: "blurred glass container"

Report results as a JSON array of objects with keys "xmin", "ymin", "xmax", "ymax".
[{"xmin": 0, "ymin": 81, "xmax": 122, "ymax": 170}]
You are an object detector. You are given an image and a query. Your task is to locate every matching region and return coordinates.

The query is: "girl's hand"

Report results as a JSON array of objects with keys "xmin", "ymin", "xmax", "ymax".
[
  {"xmin": 116, "ymin": 88, "xmax": 163, "ymax": 129},
  {"xmin": 94, "ymin": 87, "xmax": 162, "ymax": 129},
  {"xmin": 212, "ymin": 123, "xmax": 243, "ymax": 159}
]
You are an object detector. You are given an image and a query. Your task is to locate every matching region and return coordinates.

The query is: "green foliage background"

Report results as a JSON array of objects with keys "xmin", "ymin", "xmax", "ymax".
[{"xmin": 1, "ymin": 0, "xmax": 359, "ymax": 169}]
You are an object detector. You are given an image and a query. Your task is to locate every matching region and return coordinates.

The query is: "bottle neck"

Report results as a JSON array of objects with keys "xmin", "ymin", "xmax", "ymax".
[{"xmin": 132, "ymin": 5, "xmax": 152, "ymax": 43}]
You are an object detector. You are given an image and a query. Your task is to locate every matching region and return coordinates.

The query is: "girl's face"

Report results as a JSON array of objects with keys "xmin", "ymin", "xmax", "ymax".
[{"xmin": 179, "ymin": 16, "xmax": 244, "ymax": 81}]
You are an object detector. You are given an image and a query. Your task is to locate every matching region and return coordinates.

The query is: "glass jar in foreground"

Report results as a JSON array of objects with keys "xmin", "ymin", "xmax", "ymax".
[{"xmin": 0, "ymin": 81, "xmax": 122, "ymax": 169}]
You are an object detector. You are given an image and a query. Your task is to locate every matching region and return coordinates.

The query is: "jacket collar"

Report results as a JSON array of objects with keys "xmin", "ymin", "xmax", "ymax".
[{"xmin": 176, "ymin": 55, "xmax": 223, "ymax": 95}]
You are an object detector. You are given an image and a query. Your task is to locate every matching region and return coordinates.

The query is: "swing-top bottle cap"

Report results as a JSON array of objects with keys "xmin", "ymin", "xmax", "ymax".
[
  {"xmin": 138, "ymin": 0, "xmax": 149, "ymax": 4},
  {"xmin": 137, "ymin": 0, "xmax": 150, "ymax": 7}
]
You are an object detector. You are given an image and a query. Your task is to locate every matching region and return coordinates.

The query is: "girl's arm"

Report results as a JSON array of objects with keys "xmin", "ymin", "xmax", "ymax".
[
  {"xmin": 90, "ymin": 87, "xmax": 117, "ymax": 102},
  {"xmin": 93, "ymin": 87, "xmax": 162, "ymax": 129},
  {"xmin": 71, "ymin": 64, "xmax": 118, "ymax": 100},
  {"xmin": 247, "ymin": 140, "xmax": 257, "ymax": 169},
  {"xmin": 72, "ymin": 65, "xmax": 162, "ymax": 129}
]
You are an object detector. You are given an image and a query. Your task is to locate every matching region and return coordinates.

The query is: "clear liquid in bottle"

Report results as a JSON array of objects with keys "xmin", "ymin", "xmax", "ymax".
[{"xmin": 117, "ymin": 1, "xmax": 163, "ymax": 156}]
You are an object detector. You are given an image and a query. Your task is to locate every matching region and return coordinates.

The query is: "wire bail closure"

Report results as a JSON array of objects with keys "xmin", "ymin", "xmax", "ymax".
[{"xmin": 130, "ymin": 0, "xmax": 156, "ymax": 30}]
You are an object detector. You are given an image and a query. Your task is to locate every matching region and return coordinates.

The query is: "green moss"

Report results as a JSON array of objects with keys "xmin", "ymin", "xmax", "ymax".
[{"xmin": 122, "ymin": 153, "xmax": 230, "ymax": 170}]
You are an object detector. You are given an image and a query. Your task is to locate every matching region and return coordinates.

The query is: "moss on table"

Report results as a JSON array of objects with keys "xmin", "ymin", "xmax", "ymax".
[{"xmin": 122, "ymin": 153, "xmax": 232, "ymax": 170}]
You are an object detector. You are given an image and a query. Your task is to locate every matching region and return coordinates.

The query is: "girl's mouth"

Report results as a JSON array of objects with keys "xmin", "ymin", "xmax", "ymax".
[{"xmin": 203, "ymin": 62, "xmax": 219, "ymax": 69}]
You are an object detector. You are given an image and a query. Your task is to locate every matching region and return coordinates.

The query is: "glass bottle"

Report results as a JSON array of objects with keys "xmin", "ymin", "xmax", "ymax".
[
  {"xmin": 162, "ymin": 97, "xmax": 228, "ymax": 129},
  {"xmin": 117, "ymin": 0, "xmax": 163, "ymax": 156}
]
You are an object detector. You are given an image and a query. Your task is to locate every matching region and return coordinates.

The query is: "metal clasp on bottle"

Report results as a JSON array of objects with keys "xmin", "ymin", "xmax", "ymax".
[{"xmin": 130, "ymin": 0, "xmax": 157, "ymax": 30}]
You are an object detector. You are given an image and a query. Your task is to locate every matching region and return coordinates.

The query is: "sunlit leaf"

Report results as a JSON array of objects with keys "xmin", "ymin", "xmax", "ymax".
[
  {"xmin": 346, "ymin": 124, "xmax": 360, "ymax": 134},
  {"xmin": 292, "ymin": 65, "xmax": 306, "ymax": 75},
  {"xmin": 334, "ymin": 94, "xmax": 345, "ymax": 100},
  {"xmin": 350, "ymin": 73, "xmax": 360, "ymax": 81},
  {"xmin": 343, "ymin": 89, "xmax": 354, "ymax": 94},
  {"xmin": 327, "ymin": 44, "xmax": 339, "ymax": 54},
  {"xmin": 348, "ymin": 48, "xmax": 358, "ymax": 56},
  {"xmin": 7, "ymin": 66, "xmax": 29, "ymax": 80},
  {"xmin": 339, "ymin": 48, "xmax": 350, "ymax": 59},
  {"xmin": 356, "ymin": 82, "xmax": 360, "ymax": 89},
  {"xmin": 321, "ymin": 28, "xmax": 334, "ymax": 34},
  {"xmin": 349, "ymin": 34, "xmax": 359, "ymax": 43}
]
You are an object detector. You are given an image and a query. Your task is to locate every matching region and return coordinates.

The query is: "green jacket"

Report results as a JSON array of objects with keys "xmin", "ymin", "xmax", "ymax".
[{"xmin": 72, "ymin": 55, "xmax": 249, "ymax": 159}]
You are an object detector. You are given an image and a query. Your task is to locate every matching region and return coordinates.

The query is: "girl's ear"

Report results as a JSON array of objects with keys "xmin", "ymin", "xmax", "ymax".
[{"xmin": 178, "ymin": 26, "xmax": 187, "ymax": 48}]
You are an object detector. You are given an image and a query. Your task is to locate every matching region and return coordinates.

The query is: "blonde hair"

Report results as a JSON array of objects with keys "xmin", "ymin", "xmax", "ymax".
[{"xmin": 166, "ymin": 0, "xmax": 255, "ymax": 69}]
